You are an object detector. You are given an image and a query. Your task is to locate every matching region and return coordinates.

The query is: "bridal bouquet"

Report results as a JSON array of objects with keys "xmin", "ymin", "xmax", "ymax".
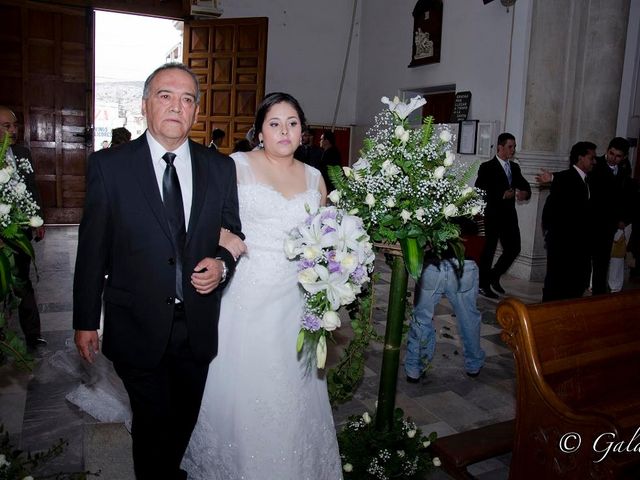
[
  {"xmin": 285, "ymin": 205, "xmax": 375, "ymax": 369},
  {"xmin": 328, "ymin": 95, "xmax": 484, "ymax": 279}
]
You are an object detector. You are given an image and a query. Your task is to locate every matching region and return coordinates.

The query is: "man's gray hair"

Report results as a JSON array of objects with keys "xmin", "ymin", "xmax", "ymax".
[{"xmin": 142, "ymin": 63, "xmax": 201, "ymax": 103}]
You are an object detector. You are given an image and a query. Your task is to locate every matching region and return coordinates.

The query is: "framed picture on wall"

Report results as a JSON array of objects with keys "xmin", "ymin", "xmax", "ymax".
[
  {"xmin": 408, "ymin": 0, "xmax": 443, "ymax": 68},
  {"xmin": 457, "ymin": 120, "xmax": 478, "ymax": 154}
]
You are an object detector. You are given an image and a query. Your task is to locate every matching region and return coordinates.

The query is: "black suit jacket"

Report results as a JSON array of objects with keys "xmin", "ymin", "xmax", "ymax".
[
  {"xmin": 474, "ymin": 156, "xmax": 531, "ymax": 225},
  {"xmin": 73, "ymin": 134, "xmax": 243, "ymax": 368}
]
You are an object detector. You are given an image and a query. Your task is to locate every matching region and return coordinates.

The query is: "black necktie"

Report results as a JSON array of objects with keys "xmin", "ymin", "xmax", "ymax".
[{"xmin": 162, "ymin": 152, "xmax": 186, "ymax": 301}]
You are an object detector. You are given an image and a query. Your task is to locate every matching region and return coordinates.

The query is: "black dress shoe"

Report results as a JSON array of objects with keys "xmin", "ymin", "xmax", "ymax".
[
  {"xmin": 479, "ymin": 287, "xmax": 498, "ymax": 299},
  {"xmin": 26, "ymin": 337, "xmax": 47, "ymax": 348},
  {"xmin": 406, "ymin": 375, "xmax": 421, "ymax": 384},
  {"xmin": 490, "ymin": 278, "xmax": 505, "ymax": 294},
  {"xmin": 466, "ymin": 370, "xmax": 480, "ymax": 378}
]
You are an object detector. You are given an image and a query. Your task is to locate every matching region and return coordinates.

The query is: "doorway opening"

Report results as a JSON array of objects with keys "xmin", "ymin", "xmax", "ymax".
[{"xmin": 94, "ymin": 11, "xmax": 183, "ymax": 150}]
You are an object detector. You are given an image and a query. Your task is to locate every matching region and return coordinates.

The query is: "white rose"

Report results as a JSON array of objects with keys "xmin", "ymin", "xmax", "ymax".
[
  {"xmin": 298, "ymin": 268, "xmax": 319, "ymax": 284},
  {"xmin": 385, "ymin": 197, "xmax": 396, "ymax": 208},
  {"xmin": 14, "ymin": 182, "xmax": 27, "ymax": 195},
  {"xmin": 407, "ymin": 429, "xmax": 417, "ymax": 438},
  {"xmin": 433, "ymin": 166, "xmax": 446, "ymax": 179},
  {"xmin": 328, "ymin": 190, "xmax": 341, "ymax": 203},
  {"xmin": 394, "ymin": 125, "xmax": 406, "ymax": 139},
  {"xmin": 29, "ymin": 216, "xmax": 44, "ymax": 228},
  {"xmin": 316, "ymin": 335, "xmax": 327, "ymax": 369},
  {"xmin": 340, "ymin": 253, "xmax": 358, "ymax": 272},
  {"xmin": 322, "ymin": 310, "xmax": 341, "ymax": 331},
  {"xmin": 471, "ymin": 204, "xmax": 482, "ymax": 215},
  {"xmin": 352, "ymin": 157, "xmax": 370, "ymax": 171},
  {"xmin": 439, "ymin": 130, "xmax": 452, "ymax": 142},
  {"xmin": 343, "ymin": 463, "xmax": 353, "ymax": 473},
  {"xmin": 444, "ymin": 151, "xmax": 455, "ymax": 166},
  {"xmin": 400, "ymin": 209, "xmax": 412, "ymax": 223},
  {"xmin": 461, "ymin": 186, "xmax": 473, "ymax": 196},
  {"xmin": 342, "ymin": 166, "xmax": 352, "ymax": 177},
  {"xmin": 397, "ymin": 450, "xmax": 405, "ymax": 457},
  {"xmin": 381, "ymin": 159, "xmax": 400, "ymax": 176},
  {"xmin": 0, "ymin": 169, "xmax": 11, "ymax": 184},
  {"xmin": 365, "ymin": 193, "xmax": 376, "ymax": 207},
  {"xmin": 401, "ymin": 130, "xmax": 410, "ymax": 143},
  {"xmin": 423, "ymin": 440, "xmax": 431, "ymax": 448},
  {"xmin": 414, "ymin": 208, "xmax": 425, "ymax": 221},
  {"xmin": 443, "ymin": 204, "xmax": 458, "ymax": 217},
  {"xmin": 0, "ymin": 203, "xmax": 11, "ymax": 215},
  {"xmin": 433, "ymin": 457, "xmax": 442, "ymax": 467},
  {"xmin": 303, "ymin": 245, "xmax": 321, "ymax": 260},
  {"xmin": 0, "ymin": 454, "xmax": 9, "ymax": 467},
  {"xmin": 362, "ymin": 412, "xmax": 372, "ymax": 424}
]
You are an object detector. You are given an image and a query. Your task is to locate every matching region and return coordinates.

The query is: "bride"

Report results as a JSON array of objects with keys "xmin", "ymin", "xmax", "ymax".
[{"xmin": 182, "ymin": 93, "xmax": 343, "ymax": 479}]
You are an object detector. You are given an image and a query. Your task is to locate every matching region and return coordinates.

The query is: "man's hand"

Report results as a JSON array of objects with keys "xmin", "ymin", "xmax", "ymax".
[
  {"xmin": 516, "ymin": 189, "xmax": 530, "ymax": 201},
  {"xmin": 503, "ymin": 188, "xmax": 515, "ymax": 199},
  {"xmin": 75, "ymin": 330, "xmax": 99, "ymax": 364},
  {"xmin": 535, "ymin": 168, "xmax": 553, "ymax": 184},
  {"xmin": 191, "ymin": 257, "xmax": 224, "ymax": 294},
  {"xmin": 219, "ymin": 228, "xmax": 247, "ymax": 260}
]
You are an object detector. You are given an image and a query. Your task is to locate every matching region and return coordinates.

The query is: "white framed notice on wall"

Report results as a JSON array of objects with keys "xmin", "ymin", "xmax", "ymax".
[{"xmin": 457, "ymin": 120, "xmax": 478, "ymax": 154}]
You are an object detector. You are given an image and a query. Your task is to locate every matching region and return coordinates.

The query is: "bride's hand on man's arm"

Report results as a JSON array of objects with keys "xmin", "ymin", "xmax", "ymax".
[{"xmin": 219, "ymin": 228, "xmax": 247, "ymax": 260}]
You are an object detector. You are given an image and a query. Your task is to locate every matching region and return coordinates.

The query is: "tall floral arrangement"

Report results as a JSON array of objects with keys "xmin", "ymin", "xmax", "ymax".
[
  {"xmin": 0, "ymin": 132, "xmax": 43, "ymax": 368},
  {"xmin": 329, "ymin": 95, "xmax": 484, "ymax": 279}
]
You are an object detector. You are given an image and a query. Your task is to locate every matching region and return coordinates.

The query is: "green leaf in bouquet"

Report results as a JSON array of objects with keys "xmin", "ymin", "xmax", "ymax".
[
  {"xmin": 296, "ymin": 330, "xmax": 305, "ymax": 352},
  {"xmin": 3, "ymin": 229, "xmax": 35, "ymax": 258},
  {"xmin": 327, "ymin": 164, "xmax": 347, "ymax": 192},
  {"xmin": 0, "ymin": 249, "xmax": 13, "ymax": 297}
]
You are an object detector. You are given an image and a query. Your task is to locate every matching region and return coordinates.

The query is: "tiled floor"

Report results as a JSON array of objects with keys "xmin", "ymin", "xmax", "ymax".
[{"xmin": 1, "ymin": 226, "xmax": 550, "ymax": 479}]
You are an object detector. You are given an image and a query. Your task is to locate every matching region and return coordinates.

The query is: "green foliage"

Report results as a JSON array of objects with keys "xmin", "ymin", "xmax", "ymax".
[
  {"xmin": 0, "ymin": 424, "xmax": 99, "ymax": 479},
  {"xmin": 327, "ymin": 278, "xmax": 381, "ymax": 405},
  {"xmin": 338, "ymin": 408, "xmax": 438, "ymax": 479}
]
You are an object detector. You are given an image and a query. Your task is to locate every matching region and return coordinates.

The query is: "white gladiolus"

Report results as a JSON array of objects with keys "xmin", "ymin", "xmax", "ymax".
[
  {"xmin": 343, "ymin": 463, "xmax": 353, "ymax": 473},
  {"xmin": 407, "ymin": 429, "xmax": 417, "ymax": 438},
  {"xmin": 400, "ymin": 209, "xmax": 412, "ymax": 223},
  {"xmin": 328, "ymin": 190, "xmax": 341, "ymax": 203},
  {"xmin": 439, "ymin": 130, "xmax": 452, "ymax": 142},
  {"xmin": 29, "ymin": 215, "xmax": 44, "ymax": 228},
  {"xmin": 365, "ymin": 193, "xmax": 376, "ymax": 207},
  {"xmin": 342, "ymin": 166, "xmax": 352, "ymax": 177},
  {"xmin": 444, "ymin": 151, "xmax": 455, "ymax": 166},
  {"xmin": 316, "ymin": 335, "xmax": 327, "ymax": 369},
  {"xmin": 385, "ymin": 197, "xmax": 396, "ymax": 208},
  {"xmin": 433, "ymin": 166, "xmax": 446, "ymax": 179},
  {"xmin": 0, "ymin": 203, "xmax": 11, "ymax": 215},
  {"xmin": 362, "ymin": 412, "xmax": 372, "ymax": 424},
  {"xmin": 414, "ymin": 208, "xmax": 425, "ymax": 221},
  {"xmin": 394, "ymin": 125, "xmax": 406, "ymax": 138},
  {"xmin": 433, "ymin": 457, "xmax": 442, "ymax": 467},
  {"xmin": 322, "ymin": 310, "xmax": 341, "ymax": 331},
  {"xmin": 443, "ymin": 204, "xmax": 458, "ymax": 217},
  {"xmin": 381, "ymin": 95, "xmax": 427, "ymax": 120}
]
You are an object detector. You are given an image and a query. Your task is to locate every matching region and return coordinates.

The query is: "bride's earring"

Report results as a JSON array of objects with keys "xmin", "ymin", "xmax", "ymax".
[{"xmin": 259, "ymin": 138, "xmax": 264, "ymax": 149}]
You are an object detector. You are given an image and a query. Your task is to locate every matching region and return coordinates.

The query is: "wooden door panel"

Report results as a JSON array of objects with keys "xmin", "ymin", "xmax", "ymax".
[
  {"xmin": 0, "ymin": 2, "xmax": 92, "ymax": 224},
  {"xmin": 184, "ymin": 17, "xmax": 267, "ymax": 152}
]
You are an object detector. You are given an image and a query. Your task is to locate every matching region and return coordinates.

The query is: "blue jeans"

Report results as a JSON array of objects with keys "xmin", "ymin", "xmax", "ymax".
[{"xmin": 404, "ymin": 259, "xmax": 486, "ymax": 377}]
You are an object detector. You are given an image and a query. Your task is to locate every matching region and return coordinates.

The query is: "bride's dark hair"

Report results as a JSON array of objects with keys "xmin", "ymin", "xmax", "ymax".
[{"xmin": 252, "ymin": 92, "xmax": 307, "ymax": 144}]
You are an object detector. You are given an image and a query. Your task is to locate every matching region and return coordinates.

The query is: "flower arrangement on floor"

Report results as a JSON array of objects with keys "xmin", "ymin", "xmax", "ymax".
[
  {"xmin": 328, "ymin": 95, "xmax": 484, "ymax": 279},
  {"xmin": 285, "ymin": 205, "xmax": 375, "ymax": 368},
  {"xmin": 338, "ymin": 408, "xmax": 440, "ymax": 480},
  {"xmin": 0, "ymin": 132, "xmax": 43, "ymax": 368}
]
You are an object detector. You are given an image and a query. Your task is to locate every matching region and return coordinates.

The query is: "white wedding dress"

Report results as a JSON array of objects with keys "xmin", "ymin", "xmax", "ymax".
[{"xmin": 182, "ymin": 152, "xmax": 343, "ymax": 480}]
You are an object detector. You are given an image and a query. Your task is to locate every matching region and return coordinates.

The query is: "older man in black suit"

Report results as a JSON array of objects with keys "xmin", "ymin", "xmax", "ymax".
[
  {"xmin": 541, "ymin": 142, "xmax": 596, "ymax": 301},
  {"xmin": 474, "ymin": 132, "xmax": 531, "ymax": 298},
  {"xmin": 0, "ymin": 106, "xmax": 46, "ymax": 348},
  {"xmin": 73, "ymin": 64, "xmax": 244, "ymax": 480}
]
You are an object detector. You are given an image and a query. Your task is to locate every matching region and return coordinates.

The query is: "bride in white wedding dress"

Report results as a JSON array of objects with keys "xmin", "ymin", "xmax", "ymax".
[{"xmin": 182, "ymin": 93, "xmax": 343, "ymax": 479}]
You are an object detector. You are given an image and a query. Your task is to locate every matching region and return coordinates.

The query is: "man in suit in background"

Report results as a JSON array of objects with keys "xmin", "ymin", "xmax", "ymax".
[
  {"xmin": 294, "ymin": 127, "xmax": 322, "ymax": 168},
  {"xmin": 0, "ymin": 106, "xmax": 46, "ymax": 348},
  {"xmin": 73, "ymin": 64, "xmax": 244, "ymax": 480},
  {"xmin": 319, "ymin": 130, "xmax": 342, "ymax": 192},
  {"xmin": 209, "ymin": 127, "xmax": 225, "ymax": 151},
  {"xmin": 474, "ymin": 132, "xmax": 531, "ymax": 298},
  {"xmin": 541, "ymin": 141, "xmax": 596, "ymax": 301}
]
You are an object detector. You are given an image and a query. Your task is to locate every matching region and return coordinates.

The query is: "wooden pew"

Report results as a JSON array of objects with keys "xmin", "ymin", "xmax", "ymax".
[{"xmin": 497, "ymin": 291, "xmax": 640, "ymax": 480}]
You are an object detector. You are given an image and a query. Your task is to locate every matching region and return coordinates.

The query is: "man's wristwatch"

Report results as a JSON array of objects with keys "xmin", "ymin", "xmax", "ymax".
[{"xmin": 219, "ymin": 259, "xmax": 228, "ymax": 283}]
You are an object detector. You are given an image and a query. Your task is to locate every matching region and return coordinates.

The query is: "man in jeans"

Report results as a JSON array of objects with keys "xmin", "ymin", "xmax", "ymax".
[{"xmin": 405, "ymin": 219, "xmax": 486, "ymax": 381}]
